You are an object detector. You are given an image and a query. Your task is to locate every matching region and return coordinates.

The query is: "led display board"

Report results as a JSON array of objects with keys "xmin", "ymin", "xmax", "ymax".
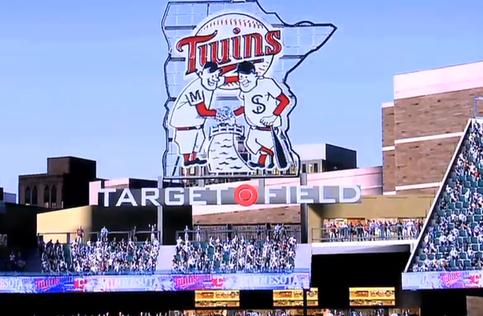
[{"xmin": 349, "ymin": 287, "xmax": 395, "ymax": 307}]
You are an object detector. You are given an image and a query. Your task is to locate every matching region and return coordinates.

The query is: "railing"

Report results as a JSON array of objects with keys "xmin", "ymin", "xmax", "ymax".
[
  {"xmin": 311, "ymin": 227, "xmax": 421, "ymax": 243},
  {"xmin": 176, "ymin": 224, "xmax": 302, "ymax": 243},
  {"xmin": 38, "ymin": 230, "xmax": 160, "ymax": 244}
]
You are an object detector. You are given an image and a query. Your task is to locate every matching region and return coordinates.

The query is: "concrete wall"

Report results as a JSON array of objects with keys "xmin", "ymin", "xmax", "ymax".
[
  {"xmin": 36, "ymin": 205, "xmax": 158, "ymax": 243},
  {"xmin": 37, "ymin": 206, "xmax": 93, "ymax": 243},
  {"xmin": 0, "ymin": 204, "xmax": 47, "ymax": 248}
]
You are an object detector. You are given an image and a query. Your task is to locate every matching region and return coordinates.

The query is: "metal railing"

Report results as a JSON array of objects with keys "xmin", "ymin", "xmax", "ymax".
[
  {"xmin": 176, "ymin": 224, "xmax": 301, "ymax": 243},
  {"xmin": 38, "ymin": 229, "xmax": 160, "ymax": 244},
  {"xmin": 311, "ymin": 227, "xmax": 421, "ymax": 243}
]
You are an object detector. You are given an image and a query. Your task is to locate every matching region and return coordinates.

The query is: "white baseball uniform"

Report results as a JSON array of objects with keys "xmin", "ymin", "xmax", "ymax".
[
  {"xmin": 239, "ymin": 78, "xmax": 283, "ymax": 154},
  {"xmin": 169, "ymin": 79, "xmax": 215, "ymax": 154}
]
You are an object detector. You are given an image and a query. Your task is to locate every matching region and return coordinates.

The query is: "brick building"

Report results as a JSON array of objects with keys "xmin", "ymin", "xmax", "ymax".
[
  {"xmin": 19, "ymin": 156, "xmax": 97, "ymax": 209},
  {"xmin": 382, "ymin": 61, "xmax": 483, "ymax": 196}
]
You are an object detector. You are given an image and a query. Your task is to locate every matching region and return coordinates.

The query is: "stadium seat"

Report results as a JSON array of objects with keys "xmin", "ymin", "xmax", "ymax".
[{"xmin": 381, "ymin": 121, "xmax": 483, "ymax": 273}]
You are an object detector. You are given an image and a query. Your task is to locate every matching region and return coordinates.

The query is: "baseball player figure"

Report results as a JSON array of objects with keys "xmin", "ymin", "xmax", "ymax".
[
  {"xmin": 233, "ymin": 61, "xmax": 290, "ymax": 169},
  {"xmin": 169, "ymin": 62, "xmax": 237, "ymax": 167}
]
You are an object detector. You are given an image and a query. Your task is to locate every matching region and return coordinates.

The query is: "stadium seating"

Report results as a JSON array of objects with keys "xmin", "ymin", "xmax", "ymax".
[
  {"xmin": 172, "ymin": 224, "xmax": 297, "ymax": 273},
  {"xmin": 39, "ymin": 227, "xmax": 160, "ymax": 274},
  {"xmin": 409, "ymin": 119, "xmax": 483, "ymax": 272}
]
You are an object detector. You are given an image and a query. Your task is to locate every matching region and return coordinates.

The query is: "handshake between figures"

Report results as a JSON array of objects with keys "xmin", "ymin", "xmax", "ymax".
[{"xmin": 215, "ymin": 106, "xmax": 235, "ymax": 122}]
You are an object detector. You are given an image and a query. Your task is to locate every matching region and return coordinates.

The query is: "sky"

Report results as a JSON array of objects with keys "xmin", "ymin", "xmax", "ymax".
[{"xmin": 1, "ymin": 0, "xmax": 483, "ymax": 194}]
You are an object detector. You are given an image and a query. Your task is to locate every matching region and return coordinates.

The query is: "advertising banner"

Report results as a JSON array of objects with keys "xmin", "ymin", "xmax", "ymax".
[
  {"xmin": 161, "ymin": 0, "xmax": 336, "ymax": 180},
  {"xmin": 349, "ymin": 287, "xmax": 395, "ymax": 307},
  {"xmin": 0, "ymin": 271, "xmax": 310, "ymax": 293},
  {"xmin": 402, "ymin": 271, "xmax": 483, "ymax": 290},
  {"xmin": 273, "ymin": 288, "xmax": 318, "ymax": 307},
  {"xmin": 195, "ymin": 290, "xmax": 240, "ymax": 308}
]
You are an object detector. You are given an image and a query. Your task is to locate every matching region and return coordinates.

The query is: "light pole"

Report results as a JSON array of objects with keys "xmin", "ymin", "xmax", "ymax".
[{"xmin": 474, "ymin": 96, "xmax": 483, "ymax": 117}]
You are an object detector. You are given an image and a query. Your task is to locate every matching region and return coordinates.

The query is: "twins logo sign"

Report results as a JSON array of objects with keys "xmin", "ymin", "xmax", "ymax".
[{"xmin": 162, "ymin": 0, "xmax": 336, "ymax": 179}]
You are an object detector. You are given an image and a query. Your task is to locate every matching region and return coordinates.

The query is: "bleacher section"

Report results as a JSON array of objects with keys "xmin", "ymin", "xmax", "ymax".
[
  {"xmin": 38, "ymin": 237, "xmax": 160, "ymax": 274},
  {"xmin": 407, "ymin": 118, "xmax": 483, "ymax": 272},
  {"xmin": 171, "ymin": 226, "xmax": 297, "ymax": 274}
]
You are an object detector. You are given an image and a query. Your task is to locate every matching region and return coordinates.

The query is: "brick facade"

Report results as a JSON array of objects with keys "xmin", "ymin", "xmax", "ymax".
[
  {"xmin": 382, "ymin": 150, "xmax": 395, "ymax": 192},
  {"xmin": 193, "ymin": 206, "xmax": 300, "ymax": 225},
  {"xmin": 382, "ymin": 106, "xmax": 395, "ymax": 147},
  {"xmin": 395, "ymin": 137, "xmax": 460, "ymax": 187},
  {"xmin": 394, "ymin": 88, "xmax": 483, "ymax": 139},
  {"xmin": 382, "ymin": 62, "xmax": 483, "ymax": 196}
]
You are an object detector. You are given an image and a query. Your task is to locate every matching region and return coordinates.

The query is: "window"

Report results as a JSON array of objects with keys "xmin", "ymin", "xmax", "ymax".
[
  {"xmin": 308, "ymin": 164, "xmax": 314, "ymax": 174},
  {"xmin": 44, "ymin": 185, "xmax": 50, "ymax": 207},
  {"xmin": 314, "ymin": 163, "xmax": 319, "ymax": 173},
  {"xmin": 302, "ymin": 164, "xmax": 307, "ymax": 173},
  {"xmin": 32, "ymin": 186, "xmax": 38, "ymax": 205},
  {"xmin": 51, "ymin": 185, "xmax": 57, "ymax": 206},
  {"xmin": 25, "ymin": 187, "xmax": 31, "ymax": 205}
]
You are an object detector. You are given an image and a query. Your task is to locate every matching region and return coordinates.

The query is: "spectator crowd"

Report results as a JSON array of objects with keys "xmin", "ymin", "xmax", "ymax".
[
  {"xmin": 172, "ymin": 224, "xmax": 297, "ymax": 273},
  {"xmin": 411, "ymin": 120, "xmax": 483, "ymax": 272},
  {"xmin": 40, "ymin": 240, "xmax": 69, "ymax": 273},
  {"xmin": 322, "ymin": 218, "xmax": 424, "ymax": 242},
  {"xmin": 39, "ymin": 225, "xmax": 160, "ymax": 274},
  {"xmin": 0, "ymin": 250, "xmax": 27, "ymax": 272}
]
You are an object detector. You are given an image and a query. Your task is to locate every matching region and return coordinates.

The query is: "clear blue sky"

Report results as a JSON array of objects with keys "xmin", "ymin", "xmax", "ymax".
[{"xmin": 1, "ymin": 0, "xmax": 482, "ymax": 194}]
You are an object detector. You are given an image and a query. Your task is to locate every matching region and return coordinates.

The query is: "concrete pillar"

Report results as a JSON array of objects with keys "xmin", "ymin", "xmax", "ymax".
[
  {"xmin": 300, "ymin": 173, "xmax": 309, "ymax": 243},
  {"xmin": 157, "ymin": 177, "xmax": 164, "ymax": 245}
]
